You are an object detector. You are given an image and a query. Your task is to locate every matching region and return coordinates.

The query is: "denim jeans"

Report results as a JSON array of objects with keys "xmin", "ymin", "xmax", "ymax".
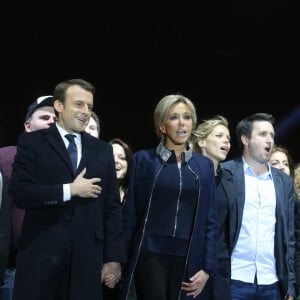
[
  {"xmin": 231, "ymin": 279, "xmax": 281, "ymax": 300},
  {"xmin": 0, "ymin": 269, "xmax": 15, "ymax": 300}
]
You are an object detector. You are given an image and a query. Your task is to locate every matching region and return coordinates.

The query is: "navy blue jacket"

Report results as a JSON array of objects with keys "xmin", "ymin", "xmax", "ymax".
[{"xmin": 121, "ymin": 144, "xmax": 217, "ymax": 300}]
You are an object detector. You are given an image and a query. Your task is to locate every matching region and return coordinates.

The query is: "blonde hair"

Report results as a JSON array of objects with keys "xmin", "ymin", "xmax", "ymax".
[
  {"xmin": 191, "ymin": 115, "xmax": 229, "ymax": 154},
  {"xmin": 153, "ymin": 94, "xmax": 197, "ymax": 139}
]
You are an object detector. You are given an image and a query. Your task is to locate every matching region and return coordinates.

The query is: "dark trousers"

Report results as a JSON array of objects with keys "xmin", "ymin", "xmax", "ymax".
[
  {"xmin": 202, "ymin": 273, "xmax": 231, "ymax": 300},
  {"xmin": 13, "ymin": 245, "xmax": 72, "ymax": 300},
  {"xmin": 103, "ymin": 282, "xmax": 137, "ymax": 300},
  {"xmin": 102, "ymin": 284, "xmax": 119, "ymax": 300},
  {"xmin": 231, "ymin": 279, "xmax": 281, "ymax": 300},
  {"xmin": 134, "ymin": 251, "xmax": 185, "ymax": 300}
]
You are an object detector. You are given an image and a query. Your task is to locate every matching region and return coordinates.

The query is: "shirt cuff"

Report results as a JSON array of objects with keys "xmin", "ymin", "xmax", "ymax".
[{"xmin": 63, "ymin": 184, "xmax": 71, "ymax": 201}]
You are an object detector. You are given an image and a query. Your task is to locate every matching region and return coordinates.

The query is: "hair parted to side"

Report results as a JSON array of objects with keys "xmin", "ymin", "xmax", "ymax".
[
  {"xmin": 153, "ymin": 94, "xmax": 197, "ymax": 139},
  {"xmin": 53, "ymin": 78, "xmax": 96, "ymax": 105},
  {"xmin": 235, "ymin": 112, "xmax": 275, "ymax": 152},
  {"xmin": 52, "ymin": 79, "xmax": 96, "ymax": 117},
  {"xmin": 191, "ymin": 115, "xmax": 229, "ymax": 153}
]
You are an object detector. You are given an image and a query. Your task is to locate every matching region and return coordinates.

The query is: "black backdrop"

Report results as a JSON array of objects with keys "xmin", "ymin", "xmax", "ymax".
[{"xmin": 3, "ymin": 1, "xmax": 300, "ymax": 161}]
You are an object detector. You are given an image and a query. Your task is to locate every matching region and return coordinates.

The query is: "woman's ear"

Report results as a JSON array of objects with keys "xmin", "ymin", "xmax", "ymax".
[
  {"xmin": 159, "ymin": 125, "xmax": 166, "ymax": 134},
  {"xmin": 198, "ymin": 140, "xmax": 205, "ymax": 148}
]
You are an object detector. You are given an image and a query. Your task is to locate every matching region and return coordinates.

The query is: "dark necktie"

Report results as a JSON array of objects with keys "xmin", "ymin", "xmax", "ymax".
[{"xmin": 65, "ymin": 134, "xmax": 77, "ymax": 173}]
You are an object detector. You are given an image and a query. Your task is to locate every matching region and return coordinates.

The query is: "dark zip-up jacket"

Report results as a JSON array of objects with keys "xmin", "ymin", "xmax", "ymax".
[{"xmin": 120, "ymin": 143, "xmax": 217, "ymax": 300}]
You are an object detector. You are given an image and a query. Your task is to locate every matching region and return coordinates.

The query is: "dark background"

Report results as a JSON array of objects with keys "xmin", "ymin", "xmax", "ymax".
[{"xmin": 2, "ymin": 1, "xmax": 300, "ymax": 161}]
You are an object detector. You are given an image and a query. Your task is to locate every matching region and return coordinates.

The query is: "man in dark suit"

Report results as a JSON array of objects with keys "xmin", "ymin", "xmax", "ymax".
[
  {"xmin": 222, "ymin": 113, "xmax": 295, "ymax": 300},
  {"xmin": 11, "ymin": 79, "xmax": 126, "ymax": 300}
]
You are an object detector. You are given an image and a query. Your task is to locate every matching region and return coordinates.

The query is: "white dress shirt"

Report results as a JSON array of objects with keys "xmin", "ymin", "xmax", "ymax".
[{"xmin": 231, "ymin": 159, "xmax": 278, "ymax": 284}]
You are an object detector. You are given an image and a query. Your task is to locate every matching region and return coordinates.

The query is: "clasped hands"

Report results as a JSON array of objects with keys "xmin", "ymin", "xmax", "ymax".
[{"xmin": 101, "ymin": 262, "xmax": 122, "ymax": 288}]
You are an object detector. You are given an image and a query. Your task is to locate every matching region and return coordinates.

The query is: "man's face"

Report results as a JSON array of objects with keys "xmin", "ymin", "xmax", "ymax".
[
  {"xmin": 55, "ymin": 84, "xmax": 93, "ymax": 133},
  {"xmin": 244, "ymin": 120, "xmax": 275, "ymax": 163},
  {"xmin": 24, "ymin": 106, "xmax": 56, "ymax": 132}
]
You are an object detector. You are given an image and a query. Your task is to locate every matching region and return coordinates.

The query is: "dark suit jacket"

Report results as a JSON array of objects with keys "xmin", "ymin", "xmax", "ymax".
[
  {"xmin": 202, "ymin": 166, "xmax": 237, "ymax": 300},
  {"xmin": 220, "ymin": 167, "xmax": 238, "ymax": 255},
  {"xmin": 222, "ymin": 157, "xmax": 296, "ymax": 298},
  {"xmin": 11, "ymin": 125, "xmax": 126, "ymax": 300}
]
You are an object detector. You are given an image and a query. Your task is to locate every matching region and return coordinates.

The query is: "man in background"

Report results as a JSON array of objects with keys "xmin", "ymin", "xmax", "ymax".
[
  {"xmin": 0, "ymin": 95, "xmax": 56, "ymax": 300},
  {"xmin": 85, "ymin": 111, "xmax": 100, "ymax": 138}
]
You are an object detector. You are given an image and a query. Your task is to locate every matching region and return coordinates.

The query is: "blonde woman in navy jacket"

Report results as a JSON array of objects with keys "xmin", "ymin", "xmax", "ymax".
[{"xmin": 120, "ymin": 95, "xmax": 217, "ymax": 300}]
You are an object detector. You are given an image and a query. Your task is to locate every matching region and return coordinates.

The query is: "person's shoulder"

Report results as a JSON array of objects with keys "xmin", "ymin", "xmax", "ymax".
[
  {"xmin": 191, "ymin": 152, "xmax": 214, "ymax": 167},
  {"xmin": 192, "ymin": 152, "xmax": 211, "ymax": 162},
  {"xmin": 25, "ymin": 127, "xmax": 51, "ymax": 137},
  {"xmin": 0, "ymin": 145, "xmax": 17, "ymax": 155},
  {"xmin": 221, "ymin": 156, "xmax": 241, "ymax": 169},
  {"xmin": 82, "ymin": 132, "xmax": 106, "ymax": 146},
  {"xmin": 0, "ymin": 146, "xmax": 17, "ymax": 168},
  {"xmin": 271, "ymin": 166, "xmax": 294, "ymax": 183},
  {"xmin": 133, "ymin": 148, "xmax": 156, "ymax": 158},
  {"xmin": 134, "ymin": 148, "xmax": 155, "ymax": 154},
  {"xmin": 0, "ymin": 145, "xmax": 17, "ymax": 151},
  {"xmin": 130, "ymin": 148, "xmax": 157, "ymax": 164},
  {"xmin": 190, "ymin": 154, "xmax": 217, "ymax": 178},
  {"xmin": 94, "ymin": 137, "xmax": 107, "ymax": 147},
  {"xmin": 271, "ymin": 167, "xmax": 295, "ymax": 194},
  {"xmin": 18, "ymin": 128, "xmax": 49, "ymax": 143},
  {"xmin": 221, "ymin": 166, "xmax": 233, "ymax": 178},
  {"xmin": 221, "ymin": 160, "xmax": 232, "ymax": 169}
]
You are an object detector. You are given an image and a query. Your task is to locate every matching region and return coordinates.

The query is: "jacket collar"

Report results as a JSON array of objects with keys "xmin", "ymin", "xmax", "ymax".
[{"xmin": 156, "ymin": 141, "xmax": 193, "ymax": 162}]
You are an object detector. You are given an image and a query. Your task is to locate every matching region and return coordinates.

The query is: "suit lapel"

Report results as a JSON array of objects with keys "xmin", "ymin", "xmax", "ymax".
[
  {"xmin": 221, "ymin": 169, "xmax": 236, "ymax": 210},
  {"xmin": 45, "ymin": 125, "xmax": 74, "ymax": 174},
  {"xmin": 272, "ymin": 168, "xmax": 284, "ymax": 218}
]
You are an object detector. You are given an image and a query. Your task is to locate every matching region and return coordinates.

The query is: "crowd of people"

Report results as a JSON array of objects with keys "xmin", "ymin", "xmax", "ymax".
[{"xmin": 0, "ymin": 78, "xmax": 299, "ymax": 300}]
